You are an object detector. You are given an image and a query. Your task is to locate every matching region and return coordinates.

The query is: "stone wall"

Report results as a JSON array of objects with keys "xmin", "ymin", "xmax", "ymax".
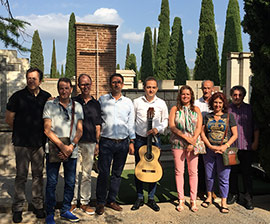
[{"xmin": 75, "ymin": 23, "xmax": 118, "ymax": 99}]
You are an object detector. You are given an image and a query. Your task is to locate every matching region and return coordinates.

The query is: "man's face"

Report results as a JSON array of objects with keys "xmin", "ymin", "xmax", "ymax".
[
  {"xmin": 144, "ymin": 80, "xmax": 158, "ymax": 99},
  {"xmin": 202, "ymin": 81, "xmax": 214, "ymax": 99},
  {"xmin": 231, "ymin": 89, "xmax": 244, "ymax": 106},
  {"xmin": 58, "ymin": 81, "xmax": 73, "ymax": 100},
  {"xmin": 79, "ymin": 76, "xmax": 92, "ymax": 96},
  {"xmin": 26, "ymin": 71, "xmax": 41, "ymax": 92},
  {"xmin": 110, "ymin": 76, "xmax": 124, "ymax": 94}
]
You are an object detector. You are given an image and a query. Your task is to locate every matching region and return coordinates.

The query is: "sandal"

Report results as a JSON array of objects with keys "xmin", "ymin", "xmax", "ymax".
[
  {"xmin": 176, "ymin": 199, "xmax": 185, "ymax": 212},
  {"xmin": 220, "ymin": 206, "xmax": 229, "ymax": 214},
  {"xmin": 190, "ymin": 200, "xmax": 198, "ymax": 212},
  {"xmin": 201, "ymin": 199, "xmax": 212, "ymax": 208}
]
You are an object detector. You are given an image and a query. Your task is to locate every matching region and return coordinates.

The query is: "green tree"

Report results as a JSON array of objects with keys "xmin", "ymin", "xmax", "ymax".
[
  {"xmin": 30, "ymin": 30, "xmax": 44, "ymax": 73},
  {"xmin": 61, "ymin": 64, "xmax": 64, "ymax": 77},
  {"xmin": 155, "ymin": 0, "xmax": 170, "ymax": 80},
  {"xmin": 65, "ymin": 12, "xmax": 76, "ymax": 79},
  {"xmin": 167, "ymin": 17, "xmax": 189, "ymax": 85},
  {"xmin": 221, "ymin": 0, "xmax": 243, "ymax": 87},
  {"xmin": 141, "ymin": 27, "xmax": 154, "ymax": 81},
  {"xmin": 116, "ymin": 63, "xmax": 120, "ymax": 69},
  {"xmin": 126, "ymin": 53, "xmax": 137, "ymax": 73},
  {"xmin": 153, "ymin": 27, "xmax": 157, "ymax": 63},
  {"xmin": 125, "ymin": 44, "xmax": 130, "ymax": 69},
  {"xmin": 193, "ymin": 0, "xmax": 220, "ymax": 85},
  {"xmin": 50, "ymin": 39, "xmax": 57, "ymax": 78},
  {"xmin": 0, "ymin": 0, "xmax": 30, "ymax": 52},
  {"xmin": 242, "ymin": 0, "xmax": 270, "ymax": 176}
]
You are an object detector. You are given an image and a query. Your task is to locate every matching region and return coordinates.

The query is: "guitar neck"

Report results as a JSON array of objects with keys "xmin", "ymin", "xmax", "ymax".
[{"xmin": 147, "ymin": 118, "xmax": 153, "ymax": 155}]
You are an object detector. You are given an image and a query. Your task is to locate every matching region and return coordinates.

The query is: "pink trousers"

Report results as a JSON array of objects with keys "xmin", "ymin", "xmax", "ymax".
[{"xmin": 172, "ymin": 149, "xmax": 198, "ymax": 201}]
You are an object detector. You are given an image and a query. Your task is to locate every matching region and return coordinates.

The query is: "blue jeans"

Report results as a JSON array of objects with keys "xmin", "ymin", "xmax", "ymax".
[
  {"xmin": 96, "ymin": 137, "xmax": 129, "ymax": 204},
  {"xmin": 45, "ymin": 155, "xmax": 77, "ymax": 215},
  {"xmin": 134, "ymin": 136, "xmax": 161, "ymax": 200}
]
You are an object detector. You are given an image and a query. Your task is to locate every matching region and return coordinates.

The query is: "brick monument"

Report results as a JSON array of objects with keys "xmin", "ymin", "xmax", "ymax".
[{"xmin": 75, "ymin": 23, "xmax": 118, "ymax": 98}]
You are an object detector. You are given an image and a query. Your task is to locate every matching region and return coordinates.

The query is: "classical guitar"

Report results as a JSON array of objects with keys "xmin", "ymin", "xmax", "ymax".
[{"xmin": 135, "ymin": 107, "xmax": 163, "ymax": 183}]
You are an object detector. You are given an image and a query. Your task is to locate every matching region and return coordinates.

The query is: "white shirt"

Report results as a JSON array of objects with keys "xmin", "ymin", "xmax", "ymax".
[
  {"xmin": 134, "ymin": 95, "xmax": 168, "ymax": 137},
  {"xmin": 194, "ymin": 97, "xmax": 212, "ymax": 118}
]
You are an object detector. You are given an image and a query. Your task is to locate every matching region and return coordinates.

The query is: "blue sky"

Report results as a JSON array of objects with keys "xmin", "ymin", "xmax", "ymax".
[{"xmin": 0, "ymin": 0, "xmax": 250, "ymax": 74}]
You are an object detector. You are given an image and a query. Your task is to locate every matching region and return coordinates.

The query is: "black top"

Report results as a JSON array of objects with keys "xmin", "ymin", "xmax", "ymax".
[
  {"xmin": 72, "ymin": 94, "xmax": 102, "ymax": 143},
  {"xmin": 6, "ymin": 87, "xmax": 51, "ymax": 147},
  {"xmin": 203, "ymin": 112, "xmax": 237, "ymax": 146}
]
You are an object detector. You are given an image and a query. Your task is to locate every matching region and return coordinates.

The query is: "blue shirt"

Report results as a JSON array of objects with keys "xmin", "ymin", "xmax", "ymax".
[{"xmin": 99, "ymin": 93, "xmax": 135, "ymax": 140}]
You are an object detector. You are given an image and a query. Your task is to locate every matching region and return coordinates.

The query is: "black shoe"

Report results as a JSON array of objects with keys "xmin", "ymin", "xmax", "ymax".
[
  {"xmin": 227, "ymin": 194, "xmax": 238, "ymax": 205},
  {"xmin": 244, "ymin": 200, "xmax": 254, "ymax": 210},
  {"xmin": 131, "ymin": 198, "xmax": 144, "ymax": 210},
  {"xmin": 147, "ymin": 199, "xmax": 160, "ymax": 212},
  {"xmin": 13, "ymin": 211, "xmax": 22, "ymax": 223},
  {"xmin": 33, "ymin": 208, "xmax": 46, "ymax": 218}
]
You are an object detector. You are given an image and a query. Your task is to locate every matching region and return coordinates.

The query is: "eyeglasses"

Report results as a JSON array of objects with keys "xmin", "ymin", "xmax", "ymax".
[
  {"xmin": 111, "ymin": 81, "xmax": 122, "ymax": 85},
  {"xmin": 79, "ymin": 83, "xmax": 91, "ymax": 87}
]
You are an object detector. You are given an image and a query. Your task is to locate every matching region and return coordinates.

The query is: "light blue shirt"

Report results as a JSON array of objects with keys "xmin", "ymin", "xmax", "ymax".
[{"xmin": 99, "ymin": 93, "xmax": 135, "ymax": 140}]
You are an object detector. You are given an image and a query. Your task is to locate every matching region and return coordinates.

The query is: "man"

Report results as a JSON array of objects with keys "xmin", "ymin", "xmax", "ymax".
[
  {"xmin": 43, "ymin": 78, "xmax": 83, "ymax": 224},
  {"xmin": 131, "ymin": 77, "xmax": 168, "ymax": 212},
  {"xmin": 70, "ymin": 74, "xmax": 101, "ymax": 214},
  {"xmin": 5, "ymin": 68, "xmax": 51, "ymax": 223},
  {"xmin": 95, "ymin": 73, "xmax": 136, "ymax": 215},
  {"xmin": 227, "ymin": 85, "xmax": 259, "ymax": 210},
  {"xmin": 194, "ymin": 80, "xmax": 214, "ymax": 199}
]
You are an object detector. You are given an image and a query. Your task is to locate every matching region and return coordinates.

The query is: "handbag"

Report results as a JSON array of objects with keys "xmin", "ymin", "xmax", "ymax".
[
  {"xmin": 194, "ymin": 136, "xmax": 206, "ymax": 155},
  {"xmin": 48, "ymin": 100, "xmax": 75, "ymax": 163},
  {"xmin": 220, "ymin": 113, "xmax": 240, "ymax": 166}
]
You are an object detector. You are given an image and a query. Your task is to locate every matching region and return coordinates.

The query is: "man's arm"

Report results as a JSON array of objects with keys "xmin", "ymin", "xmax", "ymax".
[
  {"xmin": 252, "ymin": 129, "xmax": 260, "ymax": 151},
  {"xmin": 95, "ymin": 125, "xmax": 101, "ymax": 156},
  {"xmin": 5, "ymin": 110, "xmax": 15, "ymax": 129},
  {"xmin": 71, "ymin": 119, "xmax": 83, "ymax": 145}
]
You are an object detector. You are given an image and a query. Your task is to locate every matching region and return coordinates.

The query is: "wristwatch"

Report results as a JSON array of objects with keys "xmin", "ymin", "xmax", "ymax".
[
  {"xmin": 71, "ymin": 142, "xmax": 77, "ymax": 148},
  {"xmin": 129, "ymin": 139, "xmax": 135, "ymax": 144}
]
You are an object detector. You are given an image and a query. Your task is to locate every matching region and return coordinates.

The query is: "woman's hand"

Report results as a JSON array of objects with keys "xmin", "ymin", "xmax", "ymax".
[
  {"xmin": 185, "ymin": 136, "xmax": 196, "ymax": 146},
  {"xmin": 187, "ymin": 144, "xmax": 194, "ymax": 152},
  {"xmin": 215, "ymin": 144, "xmax": 228, "ymax": 154}
]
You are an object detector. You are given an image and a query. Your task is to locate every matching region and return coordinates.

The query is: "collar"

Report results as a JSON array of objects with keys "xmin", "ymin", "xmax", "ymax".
[
  {"xmin": 53, "ymin": 96, "xmax": 72, "ymax": 106},
  {"xmin": 142, "ymin": 95, "xmax": 157, "ymax": 103},
  {"xmin": 109, "ymin": 93, "xmax": 123, "ymax": 101}
]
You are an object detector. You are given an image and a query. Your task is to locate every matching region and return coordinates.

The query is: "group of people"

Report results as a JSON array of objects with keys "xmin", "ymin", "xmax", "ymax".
[{"xmin": 5, "ymin": 68, "xmax": 259, "ymax": 223}]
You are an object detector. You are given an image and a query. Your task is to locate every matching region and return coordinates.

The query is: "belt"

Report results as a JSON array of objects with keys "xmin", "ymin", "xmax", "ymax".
[
  {"xmin": 136, "ymin": 134, "xmax": 147, "ymax": 142},
  {"xmin": 101, "ymin": 137, "xmax": 128, "ymax": 143}
]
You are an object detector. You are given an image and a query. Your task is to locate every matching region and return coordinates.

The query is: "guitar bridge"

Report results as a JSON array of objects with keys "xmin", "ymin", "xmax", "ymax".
[{"xmin": 142, "ymin": 169, "xmax": 156, "ymax": 173}]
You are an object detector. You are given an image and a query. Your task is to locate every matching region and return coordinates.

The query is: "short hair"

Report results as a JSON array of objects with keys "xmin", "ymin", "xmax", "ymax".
[
  {"xmin": 78, "ymin": 73, "xmax": 92, "ymax": 85},
  {"xmin": 201, "ymin": 80, "xmax": 214, "ymax": 89},
  {"xmin": 109, "ymin": 73, "xmax": 124, "ymax": 83},
  {"xmin": 57, "ymin": 77, "xmax": 72, "ymax": 90},
  {"xmin": 26, "ymin": 67, "xmax": 43, "ymax": 81},
  {"xmin": 209, "ymin": 92, "xmax": 229, "ymax": 113},
  {"xmin": 143, "ymin": 76, "xmax": 158, "ymax": 88},
  {"xmin": 230, "ymin": 85, "xmax": 246, "ymax": 98},
  {"xmin": 177, "ymin": 85, "xmax": 195, "ymax": 111}
]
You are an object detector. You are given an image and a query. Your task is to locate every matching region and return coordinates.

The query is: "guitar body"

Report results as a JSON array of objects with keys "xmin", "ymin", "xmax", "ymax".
[{"xmin": 135, "ymin": 145, "xmax": 163, "ymax": 183}]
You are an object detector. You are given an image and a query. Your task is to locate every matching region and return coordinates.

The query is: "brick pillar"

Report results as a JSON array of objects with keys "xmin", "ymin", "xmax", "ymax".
[{"xmin": 75, "ymin": 23, "xmax": 118, "ymax": 99}]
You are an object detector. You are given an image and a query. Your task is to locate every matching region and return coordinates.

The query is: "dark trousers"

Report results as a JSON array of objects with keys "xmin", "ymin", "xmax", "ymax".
[
  {"xmin": 197, "ymin": 154, "xmax": 206, "ymax": 193},
  {"xmin": 134, "ymin": 135, "xmax": 160, "ymax": 200},
  {"xmin": 229, "ymin": 150, "xmax": 253, "ymax": 200},
  {"xmin": 96, "ymin": 137, "xmax": 129, "ymax": 205}
]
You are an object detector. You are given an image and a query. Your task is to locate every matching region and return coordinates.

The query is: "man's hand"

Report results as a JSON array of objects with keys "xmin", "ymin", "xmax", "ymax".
[
  {"xmin": 94, "ymin": 143, "xmax": 99, "ymax": 156},
  {"xmin": 147, "ymin": 128, "xmax": 158, "ymax": 136},
  {"xmin": 129, "ymin": 143, "xmax": 135, "ymax": 155},
  {"xmin": 251, "ymin": 141, "xmax": 259, "ymax": 151},
  {"xmin": 60, "ymin": 144, "xmax": 73, "ymax": 157}
]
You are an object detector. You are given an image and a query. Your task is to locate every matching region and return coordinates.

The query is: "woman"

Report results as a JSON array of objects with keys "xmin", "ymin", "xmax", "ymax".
[
  {"xmin": 201, "ymin": 92, "xmax": 238, "ymax": 213},
  {"xmin": 169, "ymin": 85, "xmax": 204, "ymax": 212}
]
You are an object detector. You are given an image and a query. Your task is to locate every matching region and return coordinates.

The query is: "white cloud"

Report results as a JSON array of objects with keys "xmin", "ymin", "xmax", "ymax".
[
  {"xmin": 122, "ymin": 32, "xmax": 144, "ymax": 43},
  {"xmin": 186, "ymin": 30, "xmax": 192, "ymax": 35}
]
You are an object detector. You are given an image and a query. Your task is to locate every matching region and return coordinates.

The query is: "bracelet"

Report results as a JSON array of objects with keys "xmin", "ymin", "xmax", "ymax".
[
  {"xmin": 130, "ymin": 139, "xmax": 135, "ymax": 144},
  {"xmin": 225, "ymin": 143, "xmax": 230, "ymax": 148}
]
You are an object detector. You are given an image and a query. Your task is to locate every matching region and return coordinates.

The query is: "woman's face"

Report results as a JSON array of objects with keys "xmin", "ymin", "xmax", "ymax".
[
  {"xmin": 213, "ymin": 97, "xmax": 224, "ymax": 113},
  {"xmin": 180, "ymin": 89, "xmax": 191, "ymax": 105}
]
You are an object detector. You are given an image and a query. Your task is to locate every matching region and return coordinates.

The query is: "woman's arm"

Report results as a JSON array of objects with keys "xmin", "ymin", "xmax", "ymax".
[
  {"xmin": 216, "ymin": 125, "xmax": 238, "ymax": 153},
  {"xmin": 193, "ymin": 106, "xmax": 202, "ymax": 140},
  {"xmin": 201, "ymin": 124, "xmax": 217, "ymax": 151}
]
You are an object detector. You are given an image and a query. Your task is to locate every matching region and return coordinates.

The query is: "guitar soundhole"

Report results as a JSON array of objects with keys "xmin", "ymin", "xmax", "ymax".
[{"xmin": 144, "ymin": 153, "xmax": 154, "ymax": 162}]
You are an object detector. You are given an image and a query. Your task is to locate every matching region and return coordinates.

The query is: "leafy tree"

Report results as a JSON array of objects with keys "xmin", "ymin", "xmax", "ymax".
[
  {"xmin": 30, "ymin": 30, "xmax": 44, "ymax": 73},
  {"xmin": 155, "ymin": 0, "xmax": 170, "ymax": 80},
  {"xmin": 61, "ymin": 64, "xmax": 64, "ymax": 77},
  {"xmin": 193, "ymin": 0, "xmax": 220, "ymax": 85},
  {"xmin": 221, "ymin": 0, "xmax": 243, "ymax": 87},
  {"xmin": 167, "ymin": 17, "xmax": 189, "ymax": 85},
  {"xmin": 141, "ymin": 27, "xmax": 154, "ymax": 81},
  {"xmin": 0, "ymin": 0, "xmax": 30, "ymax": 52},
  {"xmin": 125, "ymin": 44, "xmax": 130, "ymax": 69},
  {"xmin": 126, "ymin": 53, "xmax": 137, "ymax": 73},
  {"xmin": 242, "ymin": 0, "xmax": 270, "ymax": 176},
  {"xmin": 50, "ymin": 39, "xmax": 57, "ymax": 78},
  {"xmin": 153, "ymin": 27, "xmax": 157, "ymax": 63},
  {"xmin": 116, "ymin": 63, "xmax": 120, "ymax": 69},
  {"xmin": 65, "ymin": 13, "xmax": 76, "ymax": 79}
]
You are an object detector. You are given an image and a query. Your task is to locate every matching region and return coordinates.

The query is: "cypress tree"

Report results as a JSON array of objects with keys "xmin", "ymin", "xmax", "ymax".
[
  {"xmin": 127, "ymin": 54, "xmax": 137, "ymax": 73},
  {"xmin": 153, "ymin": 27, "xmax": 157, "ymax": 63},
  {"xmin": 30, "ymin": 30, "xmax": 44, "ymax": 74},
  {"xmin": 155, "ymin": 0, "xmax": 170, "ymax": 80},
  {"xmin": 242, "ymin": 0, "xmax": 270, "ymax": 176},
  {"xmin": 125, "ymin": 44, "xmax": 130, "ymax": 69},
  {"xmin": 221, "ymin": 0, "xmax": 243, "ymax": 87},
  {"xmin": 61, "ymin": 64, "xmax": 64, "ymax": 77},
  {"xmin": 193, "ymin": 0, "xmax": 220, "ymax": 85},
  {"xmin": 65, "ymin": 13, "xmax": 76, "ymax": 79},
  {"xmin": 141, "ymin": 27, "xmax": 154, "ymax": 81},
  {"xmin": 167, "ymin": 17, "xmax": 189, "ymax": 85},
  {"xmin": 116, "ymin": 64, "xmax": 120, "ymax": 69},
  {"xmin": 50, "ymin": 39, "xmax": 57, "ymax": 78}
]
